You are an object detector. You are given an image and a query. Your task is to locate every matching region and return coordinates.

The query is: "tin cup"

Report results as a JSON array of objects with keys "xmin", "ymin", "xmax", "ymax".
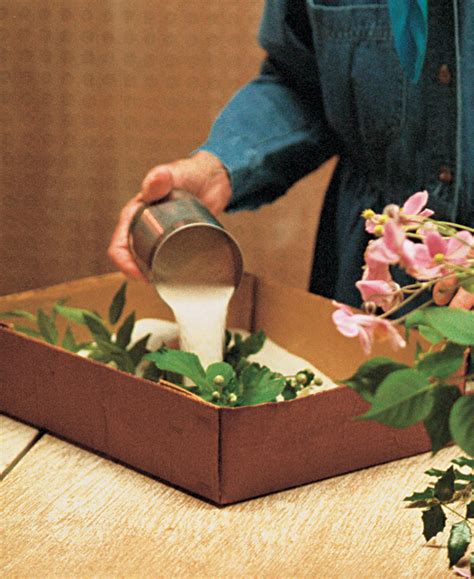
[{"xmin": 128, "ymin": 189, "xmax": 243, "ymax": 290}]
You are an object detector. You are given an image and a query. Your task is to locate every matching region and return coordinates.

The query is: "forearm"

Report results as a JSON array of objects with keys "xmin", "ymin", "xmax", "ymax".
[{"xmin": 197, "ymin": 0, "xmax": 341, "ymax": 211}]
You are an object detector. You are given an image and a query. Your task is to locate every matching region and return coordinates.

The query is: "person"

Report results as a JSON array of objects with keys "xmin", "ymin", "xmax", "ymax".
[{"xmin": 108, "ymin": 0, "xmax": 473, "ymax": 307}]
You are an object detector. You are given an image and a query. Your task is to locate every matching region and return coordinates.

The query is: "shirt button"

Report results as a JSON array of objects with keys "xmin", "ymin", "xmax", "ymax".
[
  {"xmin": 437, "ymin": 64, "xmax": 452, "ymax": 85},
  {"xmin": 438, "ymin": 165, "xmax": 453, "ymax": 183}
]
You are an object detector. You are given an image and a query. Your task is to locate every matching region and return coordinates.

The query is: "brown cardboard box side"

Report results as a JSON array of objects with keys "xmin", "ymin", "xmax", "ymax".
[
  {"xmin": 218, "ymin": 277, "xmax": 430, "ymax": 503},
  {"xmin": 0, "ymin": 273, "xmax": 431, "ymax": 505}
]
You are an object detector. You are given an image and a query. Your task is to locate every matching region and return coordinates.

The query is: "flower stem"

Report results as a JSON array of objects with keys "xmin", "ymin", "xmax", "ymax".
[
  {"xmin": 379, "ymin": 285, "xmax": 430, "ymax": 320},
  {"xmin": 430, "ymin": 220, "xmax": 474, "ymax": 233},
  {"xmin": 443, "ymin": 503, "xmax": 474, "ymax": 527}
]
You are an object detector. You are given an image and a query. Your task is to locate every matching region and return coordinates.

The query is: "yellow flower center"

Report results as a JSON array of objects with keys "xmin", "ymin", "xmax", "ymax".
[
  {"xmin": 362, "ymin": 209, "xmax": 375, "ymax": 219},
  {"xmin": 374, "ymin": 225, "xmax": 384, "ymax": 237},
  {"xmin": 433, "ymin": 253, "xmax": 445, "ymax": 264}
]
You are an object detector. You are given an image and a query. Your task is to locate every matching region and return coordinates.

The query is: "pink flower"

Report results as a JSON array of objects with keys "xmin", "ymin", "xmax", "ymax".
[
  {"xmin": 411, "ymin": 230, "xmax": 473, "ymax": 279},
  {"xmin": 363, "ymin": 191, "xmax": 433, "ymax": 233},
  {"xmin": 365, "ymin": 221, "xmax": 418, "ymax": 272},
  {"xmin": 364, "ymin": 211, "xmax": 386, "ymax": 234},
  {"xmin": 399, "ymin": 190, "xmax": 434, "ymax": 225},
  {"xmin": 363, "ymin": 242, "xmax": 394, "ymax": 281},
  {"xmin": 356, "ymin": 279, "xmax": 402, "ymax": 312},
  {"xmin": 332, "ymin": 301, "xmax": 406, "ymax": 354}
]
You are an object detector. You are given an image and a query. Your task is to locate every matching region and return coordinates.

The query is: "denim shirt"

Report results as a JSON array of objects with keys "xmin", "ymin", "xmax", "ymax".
[{"xmin": 198, "ymin": 0, "xmax": 474, "ymax": 306}]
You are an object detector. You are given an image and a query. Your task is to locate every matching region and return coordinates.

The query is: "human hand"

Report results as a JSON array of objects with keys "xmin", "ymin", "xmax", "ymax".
[
  {"xmin": 433, "ymin": 277, "xmax": 474, "ymax": 310},
  {"xmin": 107, "ymin": 151, "xmax": 232, "ymax": 281}
]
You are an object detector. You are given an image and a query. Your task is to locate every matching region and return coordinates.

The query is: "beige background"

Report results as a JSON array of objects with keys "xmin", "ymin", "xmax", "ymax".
[{"xmin": 0, "ymin": 0, "xmax": 335, "ymax": 296}]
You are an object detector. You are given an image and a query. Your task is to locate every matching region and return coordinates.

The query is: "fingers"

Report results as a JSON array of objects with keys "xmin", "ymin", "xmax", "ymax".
[
  {"xmin": 141, "ymin": 166, "xmax": 174, "ymax": 202},
  {"xmin": 449, "ymin": 287, "xmax": 474, "ymax": 310},
  {"xmin": 108, "ymin": 194, "xmax": 149, "ymax": 282},
  {"xmin": 108, "ymin": 152, "xmax": 232, "ymax": 283},
  {"xmin": 433, "ymin": 277, "xmax": 458, "ymax": 306},
  {"xmin": 141, "ymin": 154, "xmax": 232, "ymax": 215}
]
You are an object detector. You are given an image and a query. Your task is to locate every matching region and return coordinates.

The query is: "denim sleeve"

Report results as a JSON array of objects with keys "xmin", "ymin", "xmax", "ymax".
[{"xmin": 196, "ymin": 0, "xmax": 341, "ymax": 211}]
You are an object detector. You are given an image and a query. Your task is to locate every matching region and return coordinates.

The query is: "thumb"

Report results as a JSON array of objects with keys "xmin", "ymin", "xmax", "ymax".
[{"xmin": 141, "ymin": 166, "xmax": 174, "ymax": 201}]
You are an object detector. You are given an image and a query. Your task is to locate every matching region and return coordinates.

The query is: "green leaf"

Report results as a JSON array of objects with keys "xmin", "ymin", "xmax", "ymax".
[
  {"xmin": 424, "ymin": 385, "xmax": 461, "ymax": 454},
  {"xmin": 115, "ymin": 311, "xmax": 135, "ymax": 349},
  {"xmin": 448, "ymin": 521, "xmax": 472, "ymax": 567},
  {"xmin": 425, "ymin": 468, "xmax": 446, "ymax": 477},
  {"xmin": 88, "ymin": 349, "xmax": 112, "ymax": 363},
  {"xmin": 341, "ymin": 357, "xmax": 409, "ymax": 403},
  {"xmin": 0, "ymin": 309, "xmax": 36, "ymax": 322},
  {"xmin": 13, "ymin": 325, "xmax": 42, "ymax": 338},
  {"xmin": 53, "ymin": 303, "xmax": 102, "ymax": 325},
  {"xmin": 467, "ymin": 502, "xmax": 474, "ymax": 519},
  {"xmin": 424, "ymin": 307, "xmax": 474, "ymax": 346},
  {"xmin": 360, "ymin": 368, "xmax": 434, "ymax": 428},
  {"xmin": 434, "ymin": 466, "xmax": 455, "ymax": 502},
  {"xmin": 417, "ymin": 343, "xmax": 465, "ymax": 380},
  {"xmin": 405, "ymin": 309, "xmax": 426, "ymax": 330},
  {"xmin": 224, "ymin": 330, "xmax": 266, "ymax": 370},
  {"xmin": 404, "ymin": 487, "xmax": 435, "ymax": 502},
  {"xmin": 422, "ymin": 504, "xmax": 446, "ymax": 541},
  {"xmin": 449, "ymin": 396, "xmax": 474, "ymax": 457},
  {"xmin": 93, "ymin": 340, "xmax": 135, "ymax": 374},
  {"xmin": 61, "ymin": 325, "xmax": 78, "ymax": 352},
  {"xmin": 418, "ymin": 325, "xmax": 444, "ymax": 345},
  {"xmin": 415, "ymin": 341, "xmax": 425, "ymax": 362},
  {"xmin": 238, "ymin": 363, "xmax": 285, "ymax": 406},
  {"xmin": 37, "ymin": 309, "xmax": 58, "ymax": 345},
  {"xmin": 127, "ymin": 334, "xmax": 151, "ymax": 367},
  {"xmin": 404, "ymin": 310, "xmax": 444, "ymax": 344},
  {"xmin": 142, "ymin": 361, "xmax": 164, "ymax": 382},
  {"xmin": 109, "ymin": 282, "xmax": 127, "ymax": 325},
  {"xmin": 144, "ymin": 348, "xmax": 208, "ymax": 392},
  {"xmin": 452, "ymin": 457, "xmax": 474, "ymax": 469},
  {"xmin": 84, "ymin": 313, "xmax": 112, "ymax": 342},
  {"xmin": 455, "ymin": 471, "xmax": 474, "ymax": 482},
  {"xmin": 205, "ymin": 362, "xmax": 236, "ymax": 391},
  {"xmin": 460, "ymin": 275, "xmax": 474, "ymax": 293}
]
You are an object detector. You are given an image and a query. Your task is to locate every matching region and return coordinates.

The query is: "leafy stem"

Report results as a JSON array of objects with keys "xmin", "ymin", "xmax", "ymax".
[{"xmin": 442, "ymin": 503, "xmax": 473, "ymax": 527}]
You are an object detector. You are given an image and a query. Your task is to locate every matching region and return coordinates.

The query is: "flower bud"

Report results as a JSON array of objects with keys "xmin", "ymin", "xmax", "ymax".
[
  {"xmin": 383, "ymin": 204, "xmax": 400, "ymax": 219},
  {"xmin": 296, "ymin": 372, "xmax": 308, "ymax": 385},
  {"xmin": 213, "ymin": 374, "xmax": 225, "ymax": 385},
  {"xmin": 312, "ymin": 376, "xmax": 323, "ymax": 386},
  {"xmin": 275, "ymin": 394, "xmax": 285, "ymax": 402},
  {"xmin": 227, "ymin": 393, "xmax": 237, "ymax": 404},
  {"xmin": 373, "ymin": 225, "xmax": 384, "ymax": 237},
  {"xmin": 363, "ymin": 301, "xmax": 377, "ymax": 315},
  {"xmin": 212, "ymin": 391, "xmax": 221, "ymax": 400}
]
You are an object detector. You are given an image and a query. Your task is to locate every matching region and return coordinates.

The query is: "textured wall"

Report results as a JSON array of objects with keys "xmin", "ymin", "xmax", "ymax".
[{"xmin": 0, "ymin": 0, "xmax": 334, "ymax": 296}]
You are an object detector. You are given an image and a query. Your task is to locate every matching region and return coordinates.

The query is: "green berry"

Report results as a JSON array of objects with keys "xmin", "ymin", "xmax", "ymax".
[
  {"xmin": 213, "ymin": 374, "xmax": 225, "ymax": 386},
  {"xmin": 296, "ymin": 372, "xmax": 308, "ymax": 385},
  {"xmin": 227, "ymin": 393, "xmax": 237, "ymax": 404},
  {"xmin": 313, "ymin": 376, "xmax": 323, "ymax": 386},
  {"xmin": 212, "ymin": 391, "xmax": 221, "ymax": 400}
]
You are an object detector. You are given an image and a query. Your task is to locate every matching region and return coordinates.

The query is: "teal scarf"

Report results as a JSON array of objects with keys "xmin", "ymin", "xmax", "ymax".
[{"xmin": 388, "ymin": 0, "xmax": 428, "ymax": 84}]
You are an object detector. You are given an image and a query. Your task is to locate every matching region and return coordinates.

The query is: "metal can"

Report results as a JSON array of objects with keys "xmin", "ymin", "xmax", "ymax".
[{"xmin": 128, "ymin": 189, "xmax": 243, "ymax": 289}]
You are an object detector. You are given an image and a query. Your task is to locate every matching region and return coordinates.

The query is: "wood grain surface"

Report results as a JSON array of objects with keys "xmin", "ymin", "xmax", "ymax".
[
  {"xmin": 0, "ymin": 414, "xmax": 40, "ymax": 479},
  {"xmin": 1, "ymin": 421, "xmax": 465, "ymax": 577}
]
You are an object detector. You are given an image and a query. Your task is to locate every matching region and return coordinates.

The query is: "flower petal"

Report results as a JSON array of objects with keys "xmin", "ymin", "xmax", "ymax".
[
  {"xmin": 446, "ymin": 231, "xmax": 473, "ymax": 262},
  {"xmin": 402, "ymin": 190, "xmax": 429, "ymax": 215},
  {"xmin": 425, "ymin": 231, "xmax": 447, "ymax": 257}
]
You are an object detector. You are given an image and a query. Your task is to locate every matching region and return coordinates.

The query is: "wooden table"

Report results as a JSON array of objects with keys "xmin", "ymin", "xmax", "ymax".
[{"xmin": 1, "ymin": 413, "xmax": 467, "ymax": 577}]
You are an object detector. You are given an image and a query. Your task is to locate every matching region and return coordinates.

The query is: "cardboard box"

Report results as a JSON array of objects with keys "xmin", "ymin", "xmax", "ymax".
[{"xmin": 0, "ymin": 273, "xmax": 431, "ymax": 505}]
